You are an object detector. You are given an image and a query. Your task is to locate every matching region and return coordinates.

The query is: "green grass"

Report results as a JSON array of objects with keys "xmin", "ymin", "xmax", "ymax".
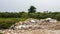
[
  {"xmin": 0, "ymin": 18, "xmax": 27, "ymax": 29},
  {"xmin": 0, "ymin": 33, "xmax": 3, "ymax": 34}
]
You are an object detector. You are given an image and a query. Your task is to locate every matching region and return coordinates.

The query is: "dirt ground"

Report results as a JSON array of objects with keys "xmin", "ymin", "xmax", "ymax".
[{"xmin": 1, "ymin": 29, "xmax": 60, "ymax": 34}]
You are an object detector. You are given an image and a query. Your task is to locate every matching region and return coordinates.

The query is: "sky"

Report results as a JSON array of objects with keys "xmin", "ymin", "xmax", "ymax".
[{"xmin": 0, "ymin": 0, "xmax": 60, "ymax": 12}]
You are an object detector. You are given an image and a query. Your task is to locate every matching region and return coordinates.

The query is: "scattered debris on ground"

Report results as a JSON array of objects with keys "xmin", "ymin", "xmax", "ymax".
[
  {"xmin": 9, "ymin": 18, "xmax": 58, "ymax": 30},
  {"xmin": 1, "ymin": 29, "xmax": 60, "ymax": 34},
  {"xmin": 0, "ymin": 18, "xmax": 60, "ymax": 34}
]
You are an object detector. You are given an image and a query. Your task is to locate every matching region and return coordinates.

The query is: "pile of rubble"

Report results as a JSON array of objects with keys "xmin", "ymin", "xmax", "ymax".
[
  {"xmin": 0, "ymin": 18, "xmax": 60, "ymax": 34},
  {"xmin": 9, "ymin": 18, "xmax": 58, "ymax": 30},
  {"xmin": 1, "ymin": 29, "xmax": 60, "ymax": 34}
]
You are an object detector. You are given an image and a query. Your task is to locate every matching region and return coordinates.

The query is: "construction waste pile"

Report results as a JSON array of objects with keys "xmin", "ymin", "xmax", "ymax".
[
  {"xmin": 1, "ymin": 18, "xmax": 60, "ymax": 34},
  {"xmin": 9, "ymin": 18, "xmax": 58, "ymax": 30}
]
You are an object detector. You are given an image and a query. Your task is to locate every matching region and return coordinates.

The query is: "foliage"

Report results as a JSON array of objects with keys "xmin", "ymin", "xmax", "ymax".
[
  {"xmin": 0, "ymin": 12, "xmax": 60, "ymax": 20},
  {"xmin": 0, "ymin": 6, "xmax": 60, "ymax": 29},
  {"xmin": 0, "ymin": 11, "xmax": 60, "ymax": 29},
  {"xmin": 0, "ymin": 18, "xmax": 27, "ymax": 29},
  {"xmin": 28, "ymin": 6, "xmax": 36, "ymax": 13}
]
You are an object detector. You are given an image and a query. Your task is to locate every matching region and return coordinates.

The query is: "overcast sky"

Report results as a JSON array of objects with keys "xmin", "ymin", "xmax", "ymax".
[{"xmin": 0, "ymin": 0, "xmax": 60, "ymax": 12}]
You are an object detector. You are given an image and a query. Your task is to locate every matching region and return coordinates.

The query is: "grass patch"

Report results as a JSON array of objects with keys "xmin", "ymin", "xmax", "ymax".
[
  {"xmin": 0, "ymin": 33, "xmax": 3, "ymax": 34},
  {"xmin": 0, "ymin": 18, "xmax": 27, "ymax": 29}
]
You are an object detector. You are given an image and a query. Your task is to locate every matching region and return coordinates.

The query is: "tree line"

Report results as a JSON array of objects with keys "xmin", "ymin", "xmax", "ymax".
[
  {"xmin": 0, "ymin": 6, "xmax": 60, "ymax": 20},
  {"xmin": 0, "ymin": 12, "xmax": 60, "ymax": 20}
]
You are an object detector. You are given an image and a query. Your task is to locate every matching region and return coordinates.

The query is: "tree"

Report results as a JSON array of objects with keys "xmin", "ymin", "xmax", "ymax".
[
  {"xmin": 28, "ymin": 6, "xmax": 36, "ymax": 13},
  {"xmin": 55, "ymin": 14, "xmax": 60, "ymax": 21}
]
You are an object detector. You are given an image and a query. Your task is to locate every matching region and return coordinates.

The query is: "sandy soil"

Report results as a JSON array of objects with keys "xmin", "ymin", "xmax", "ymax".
[{"xmin": 1, "ymin": 29, "xmax": 60, "ymax": 34}]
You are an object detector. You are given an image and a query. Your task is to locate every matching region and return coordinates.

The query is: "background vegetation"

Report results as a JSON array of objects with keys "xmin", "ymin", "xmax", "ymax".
[
  {"xmin": 0, "ymin": 6, "xmax": 60, "ymax": 29},
  {"xmin": 0, "ymin": 12, "xmax": 60, "ymax": 20},
  {"xmin": 0, "ymin": 18, "xmax": 27, "ymax": 29}
]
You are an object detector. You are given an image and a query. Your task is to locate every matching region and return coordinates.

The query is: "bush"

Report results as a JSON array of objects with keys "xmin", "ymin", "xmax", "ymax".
[{"xmin": 0, "ymin": 18, "xmax": 27, "ymax": 29}]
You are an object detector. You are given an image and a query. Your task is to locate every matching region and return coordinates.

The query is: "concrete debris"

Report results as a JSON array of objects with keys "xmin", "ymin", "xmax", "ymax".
[
  {"xmin": 30, "ymin": 20, "xmax": 36, "ymax": 23},
  {"xmin": 0, "ymin": 30, "xmax": 3, "ymax": 33},
  {"xmin": 9, "ymin": 18, "xmax": 58, "ymax": 30},
  {"xmin": 1, "ymin": 29, "xmax": 60, "ymax": 34},
  {"xmin": 45, "ymin": 18, "xmax": 57, "ymax": 23},
  {"xmin": 14, "ymin": 25, "xmax": 29, "ymax": 30},
  {"xmin": 0, "ymin": 18, "xmax": 60, "ymax": 34}
]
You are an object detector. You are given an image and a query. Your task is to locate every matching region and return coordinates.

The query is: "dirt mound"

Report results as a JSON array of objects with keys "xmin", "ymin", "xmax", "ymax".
[
  {"xmin": 9, "ymin": 18, "xmax": 59, "ymax": 30},
  {"xmin": 1, "ymin": 18, "xmax": 60, "ymax": 34}
]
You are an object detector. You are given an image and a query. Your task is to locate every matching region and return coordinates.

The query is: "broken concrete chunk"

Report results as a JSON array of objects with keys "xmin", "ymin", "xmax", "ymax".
[
  {"xmin": 30, "ymin": 20, "xmax": 35, "ymax": 23},
  {"xmin": 9, "ymin": 18, "xmax": 58, "ymax": 30}
]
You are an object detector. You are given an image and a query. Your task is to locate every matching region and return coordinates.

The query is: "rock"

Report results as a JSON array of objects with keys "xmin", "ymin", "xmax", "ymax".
[
  {"xmin": 9, "ymin": 18, "xmax": 58, "ymax": 30},
  {"xmin": 45, "ymin": 18, "xmax": 52, "ymax": 21},
  {"xmin": 2, "ymin": 29, "xmax": 60, "ymax": 34},
  {"xmin": 1, "ymin": 18, "xmax": 60, "ymax": 34},
  {"xmin": 49, "ymin": 19, "xmax": 57, "ymax": 23},
  {"xmin": 30, "ymin": 20, "xmax": 35, "ymax": 23},
  {"xmin": 15, "ymin": 25, "xmax": 29, "ymax": 30},
  {"xmin": 0, "ymin": 30, "xmax": 3, "ymax": 33},
  {"xmin": 45, "ymin": 18, "xmax": 57, "ymax": 23}
]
